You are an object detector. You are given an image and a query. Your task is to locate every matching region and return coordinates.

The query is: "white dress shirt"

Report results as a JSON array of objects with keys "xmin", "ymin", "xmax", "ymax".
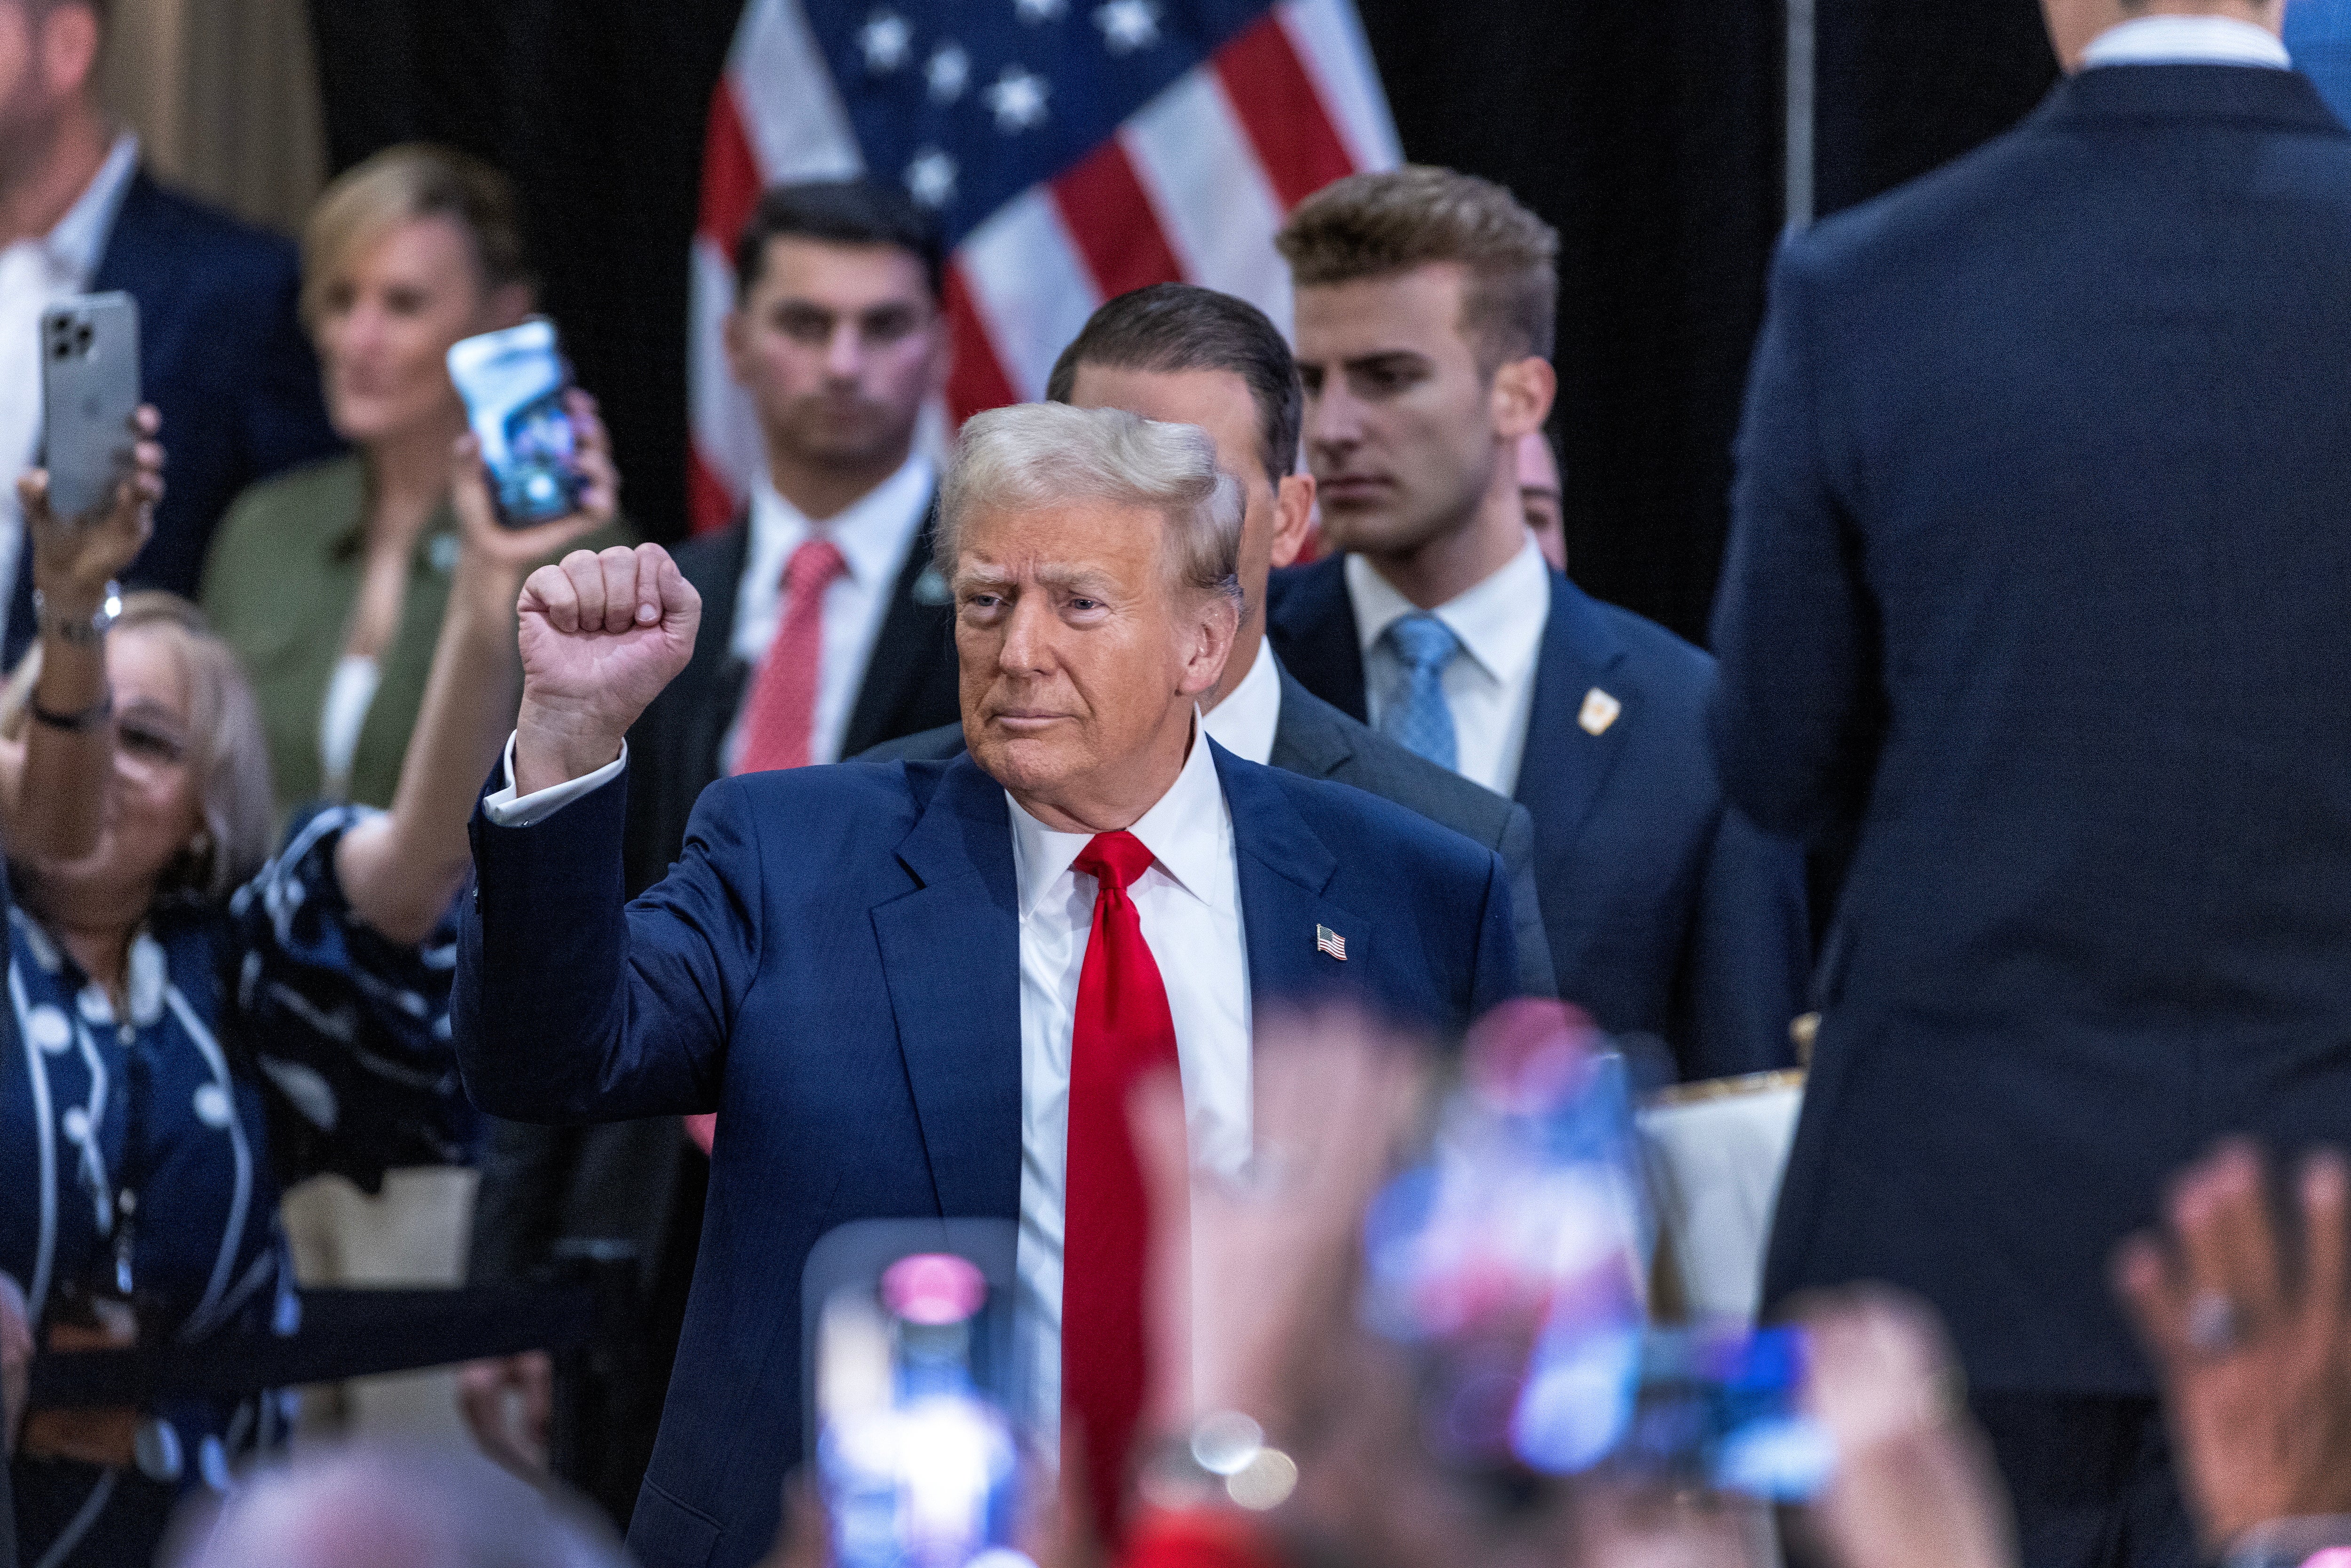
[
  {"xmin": 0, "ymin": 133, "xmax": 139, "ymax": 621},
  {"xmin": 1349, "ymin": 535, "xmax": 1549, "ymax": 796},
  {"xmin": 723, "ymin": 453, "xmax": 934, "ymax": 770},
  {"xmin": 1007, "ymin": 723, "xmax": 1252, "ymax": 1442},
  {"xmin": 1199, "ymin": 637, "xmax": 1283, "ymax": 765},
  {"xmin": 2081, "ymin": 15, "xmax": 2290, "ymax": 69},
  {"xmin": 481, "ymin": 722, "xmax": 1257, "ymax": 1449}
]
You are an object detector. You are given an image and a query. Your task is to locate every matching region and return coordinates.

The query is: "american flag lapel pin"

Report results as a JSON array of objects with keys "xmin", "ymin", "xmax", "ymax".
[{"xmin": 1316, "ymin": 924, "xmax": 1347, "ymax": 961}]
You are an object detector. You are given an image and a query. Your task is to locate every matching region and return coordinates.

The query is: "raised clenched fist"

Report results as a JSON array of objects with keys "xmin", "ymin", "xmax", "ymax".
[{"xmin": 513, "ymin": 542, "xmax": 700, "ymax": 793}]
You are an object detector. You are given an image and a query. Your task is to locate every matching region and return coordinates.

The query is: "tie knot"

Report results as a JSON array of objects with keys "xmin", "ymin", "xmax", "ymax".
[
  {"xmin": 785, "ymin": 536, "xmax": 847, "ymax": 594},
  {"xmin": 1073, "ymin": 829, "xmax": 1156, "ymax": 894},
  {"xmin": 1383, "ymin": 612, "xmax": 1460, "ymax": 673}
]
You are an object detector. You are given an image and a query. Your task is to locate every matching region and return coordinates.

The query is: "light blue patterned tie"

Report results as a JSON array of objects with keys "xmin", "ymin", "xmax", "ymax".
[{"xmin": 1378, "ymin": 613, "xmax": 1462, "ymax": 771}]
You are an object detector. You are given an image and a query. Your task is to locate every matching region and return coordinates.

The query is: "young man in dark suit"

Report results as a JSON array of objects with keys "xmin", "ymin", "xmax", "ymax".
[
  {"xmin": 622, "ymin": 179, "xmax": 961, "ymax": 893},
  {"xmin": 0, "ymin": 0, "xmax": 339, "ymax": 662},
  {"xmin": 1714, "ymin": 1, "xmax": 2351, "ymax": 1562},
  {"xmin": 1266, "ymin": 167, "xmax": 1808, "ymax": 1086},
  {"xmin": 868, "ymin": 282, "xmax": 1556, "ymax": 1000}
]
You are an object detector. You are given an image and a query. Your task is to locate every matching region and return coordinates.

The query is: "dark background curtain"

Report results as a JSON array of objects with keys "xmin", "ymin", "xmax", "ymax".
[{"xmin": 305, "ymin": 0, "xmax": 2050, "ymax": 644}]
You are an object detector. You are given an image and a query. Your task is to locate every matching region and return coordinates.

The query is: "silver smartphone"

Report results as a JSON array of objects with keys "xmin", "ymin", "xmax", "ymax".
[{"xmin": 40, "ymin": 292, "xmax": 141, "ymax": 524}]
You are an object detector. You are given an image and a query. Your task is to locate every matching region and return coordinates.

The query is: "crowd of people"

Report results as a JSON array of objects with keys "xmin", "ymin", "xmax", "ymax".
[{"xmin": 0, "ymin": 0, "xmax": 2347, "ymax": 1563}]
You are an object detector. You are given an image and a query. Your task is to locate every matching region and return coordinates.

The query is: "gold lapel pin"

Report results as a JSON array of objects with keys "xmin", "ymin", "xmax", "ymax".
[{"xmin": 1578, "ymin": 687, "xmax": 1622, "ymax": 736}]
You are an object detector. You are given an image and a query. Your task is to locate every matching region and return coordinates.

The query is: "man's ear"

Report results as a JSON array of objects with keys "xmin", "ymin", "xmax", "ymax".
[
  {"xmin": 484, "ymin": 283, "xmax": 535, "ymax": 332},
  {"xmin": 1268, "ymin": 474, "xmax": 1316, "ymax": 571},
  {"xmin": 923, "ymin": 306, "xmax": 954, "ymax": 401},
  {"xmin": 41, "ymin": 3, "xmax": 100, "ymax": 100},
  {"xmin": 721, "ymin": 306, "xmax": 751, "ymax": 388},
  {"xmin": 1179, "ymin": 594, "xmax": 1241, "ymax": 698},
  {"xmin": 1489, "ymin": 355, "xmax": 1557, "ymax": 442}
]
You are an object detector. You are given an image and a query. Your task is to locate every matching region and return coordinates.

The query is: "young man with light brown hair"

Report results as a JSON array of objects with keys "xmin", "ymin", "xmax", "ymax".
[{"xmin": 1265, "ymin": 164, "xmax": 1809, "ymax": 1087}]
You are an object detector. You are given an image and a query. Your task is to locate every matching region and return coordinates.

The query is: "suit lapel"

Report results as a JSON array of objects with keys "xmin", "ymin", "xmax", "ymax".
[
  {"xmin": 685, "ymin": 521, "xmax": 752, "ymax": 787},
  {"xmin": 1267, "ymin": 670, "xmax": 1353, "ymax": 780},
  {"xmin": 868, "ymin": 756, "xmax": 1024, "ymax": 1222},
  {"xmin": 1514, "ymin": 573, "xmax": 1632, "ymax": 851},
  {"xmin": 1265, "ymin": 559, "xmax": 1369, "ymax": 722},
  {"xmin": 1214, "ymin": 745, "xmax": 1365, "ymax": 1002},
  {"xmin": 843, "ymin": 492, "xmax": 951, "ymax": 757}
]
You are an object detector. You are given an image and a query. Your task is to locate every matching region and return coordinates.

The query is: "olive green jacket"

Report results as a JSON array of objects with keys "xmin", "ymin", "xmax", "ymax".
[{"xmin": 199, "ymin": 453, "xmax": 630, "ymax": 817}]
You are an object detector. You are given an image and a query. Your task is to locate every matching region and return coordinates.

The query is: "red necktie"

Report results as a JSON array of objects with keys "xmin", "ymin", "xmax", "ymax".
[
  {"xmin": 1064, "ymin": 829, "xmax": 1183, "ymax": 1540},
  {"xmin": 688, "ymin": 537, "xmax": 847, "ymax": 1156},
  {"xmin": 733, "ymin": 536, "xmax": 847, "ymax": 775}
]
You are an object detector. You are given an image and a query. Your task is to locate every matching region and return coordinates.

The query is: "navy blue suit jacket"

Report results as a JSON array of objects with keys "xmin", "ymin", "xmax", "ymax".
[
  {"xmin": 1713, "ymin": 64, "xmax": 2351, "ymax": 1395},
  {"xmin": 5, "ymin": 173, "xmax": 340, "ymax": 661},
  {"xmin": 455, "ymin": 745, "xmax": 1516, "ymax": 1568},
  {"xmin": 1267, "ymin": 558, "xmax": 1808, "ymax": 1086}
]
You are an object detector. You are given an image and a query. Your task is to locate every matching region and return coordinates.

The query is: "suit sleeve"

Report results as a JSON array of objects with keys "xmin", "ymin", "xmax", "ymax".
[
  {"xmin": 455, "ymin": 765, "xmax": 763, "ymax": 1124},
  {"xmin": 465, "ymin": 1119, "xmax": 582, "ymax": 1283},
  {"xmin": 1709, "ymin": 236, "xmax": 1879, "ymax": 843},
  {"xmin": 1497, "ymin": 804, "xmax": 1559, "ymax": 1000},
  {"xmin": 1678, "ymin": 804, "xmax": 1811, "ymax": 1081},
  {"xmin": 1467, "ymin": 848, "xmax": 1522, "ymax": 1018}
]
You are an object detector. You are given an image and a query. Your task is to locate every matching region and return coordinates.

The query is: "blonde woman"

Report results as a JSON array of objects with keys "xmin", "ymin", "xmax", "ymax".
[
  {"xmin": 0, "ymin": 405, "xmax": 614, "ymax": 1565},
  {"xmin": 197, "ymin": 142, "xmax": 624, "ymax": 1440}
]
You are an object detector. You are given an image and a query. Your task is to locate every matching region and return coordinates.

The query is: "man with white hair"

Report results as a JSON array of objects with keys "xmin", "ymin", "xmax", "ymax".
[{"xmin": 452, "ymin": 402, "xmax": 1520, "ymax": 1568}]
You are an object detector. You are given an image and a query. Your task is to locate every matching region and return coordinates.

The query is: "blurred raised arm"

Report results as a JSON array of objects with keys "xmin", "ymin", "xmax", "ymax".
[
  {"xmin": 333, "ymin": 390, "xmax": 617, "ymax": 944},
  {"xmin": 3, "ymin": 406, "xmax": 163, "ymax": 863}
]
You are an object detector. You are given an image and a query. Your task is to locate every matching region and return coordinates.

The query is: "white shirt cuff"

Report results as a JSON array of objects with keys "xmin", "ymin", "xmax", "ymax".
[{"xmin": 480, "ymin": 733, "xmax": 627, "ymax": 828}]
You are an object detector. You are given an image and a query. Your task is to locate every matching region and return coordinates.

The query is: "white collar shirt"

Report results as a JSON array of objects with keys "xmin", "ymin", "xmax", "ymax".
[
  {"xmin": 2081, "ymin": 15, "xmax": 2290, "ymax": 68},
  {"xmin": 724, "ymin": 452, "xmax": 933, "ymax": 768},
  {"xmin": 1005, "ymin": 723, "xmax": 1253, "ymax": 1448},
  {"xmin": 1200, "ymin": 637, "xmax": 1284, "ymax": 766},
  {"xmin": 0, "ymin": 132, "xmax": 139, "ymax": 622},
  {"xmin": 1347, "ymin": 535, "xmax": 1550, "ymax": 796}
]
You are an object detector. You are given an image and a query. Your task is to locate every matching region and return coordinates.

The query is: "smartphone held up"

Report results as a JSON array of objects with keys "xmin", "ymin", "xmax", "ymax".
[
  {"xmin": 447, "ymin": 318, "xmax": 586, "ymax": 528},
  {"xmin": 40, "ymin": 292, "xmax": 141, "ymax": 524},
  {"xmin": 1362, "ymin": 1001, "xmax": 1833, "ymax": 1504}
]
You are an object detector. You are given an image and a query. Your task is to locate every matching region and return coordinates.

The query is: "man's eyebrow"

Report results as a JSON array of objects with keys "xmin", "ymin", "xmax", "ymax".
[
  {"xmin": 1033, "ymin": 563, "xmax": 1123, "ymax": 597},
  {"xmin": 1343, "ymin": 349, "xmax": 1432, "ymax": 374}
]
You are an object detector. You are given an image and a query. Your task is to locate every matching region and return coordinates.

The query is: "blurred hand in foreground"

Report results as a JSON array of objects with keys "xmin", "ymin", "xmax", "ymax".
[
  {"xmin": 1797, "ymin": 1289, "xmax": 2014, "ymax": 1568},
  {"xmin": 2116, "ymin": 1140, "xmax": 2351, "ymax": 1550},
  {"xmin": 456, "ymin": 1349, "xmax": 552, "ymax": 1479}
]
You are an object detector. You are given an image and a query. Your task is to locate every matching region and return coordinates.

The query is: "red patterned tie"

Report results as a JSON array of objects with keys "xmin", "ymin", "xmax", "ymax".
[
  {"xmin": 732, "ymin": 535, "xmax": 847, "ymax": 775},
  {"xmin": 1065, "ymin": 829, "xmax": 1183, "ymax": 1540}
]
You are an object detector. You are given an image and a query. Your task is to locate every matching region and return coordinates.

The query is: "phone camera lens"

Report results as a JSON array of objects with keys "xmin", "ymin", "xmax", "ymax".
[{"xmin": 73, "ymin": 323, "xmax": 93, "ymax": 351}]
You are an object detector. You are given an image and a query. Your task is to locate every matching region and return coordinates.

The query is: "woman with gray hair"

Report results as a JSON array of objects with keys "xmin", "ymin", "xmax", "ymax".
[{"xmin": 0, "ymin": 401, "xmax": 616, "ymax": 1567}]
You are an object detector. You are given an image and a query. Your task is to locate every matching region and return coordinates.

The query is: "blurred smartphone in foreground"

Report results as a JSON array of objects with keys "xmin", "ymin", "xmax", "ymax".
[
  {"xmin": 39, "ymin": 292, "xmax": 139, "ymax": 523},
  {"xmin": 805, "ymin": 1220, "xmax": 1026, "ymax": 1568},
  {"xmin": 446, "ymin": 318, "xmax": 583, "ymax": 527},
  {"xmin": 1362, "ymin": 1001, "xmax": 1830, "ymax": 1503}
]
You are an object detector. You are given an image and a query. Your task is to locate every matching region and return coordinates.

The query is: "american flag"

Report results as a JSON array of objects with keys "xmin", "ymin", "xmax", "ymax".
[
  {"xmin": 1316, "ymin": 922, "xmax": 1346, "ymax": 961},
  {"xmin": 687, "ymin": 0, "xmax": 1402, "ymax": 533}
]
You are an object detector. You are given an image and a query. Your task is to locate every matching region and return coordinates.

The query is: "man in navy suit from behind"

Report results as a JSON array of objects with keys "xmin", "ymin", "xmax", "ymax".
[
  {"xmin": 455, "ymin": 403, "xmax": 1518, "ymax": 1568},
  {"xmin": 0, "ymin": 0, "xmax": 338, "ymax": 663},
  {"xmin": 1265, "ymin": 167, "xmax": 1807, "ymax": 1086},
  {"xmin": 1713, "ymin": 0, "xmax": 2351, "ymax": 1563}
]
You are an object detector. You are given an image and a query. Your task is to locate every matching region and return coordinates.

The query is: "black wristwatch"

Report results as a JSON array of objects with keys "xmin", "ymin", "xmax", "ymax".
[{"xmin": 30, "ymin": 687, "xmax": 112, "ymax": 733}]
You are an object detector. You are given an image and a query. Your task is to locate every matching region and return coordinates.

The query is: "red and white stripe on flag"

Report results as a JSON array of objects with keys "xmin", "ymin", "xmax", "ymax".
[{"xmin": 686, "ymin": 0, "xmax": 1402, "ymax": 535}]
